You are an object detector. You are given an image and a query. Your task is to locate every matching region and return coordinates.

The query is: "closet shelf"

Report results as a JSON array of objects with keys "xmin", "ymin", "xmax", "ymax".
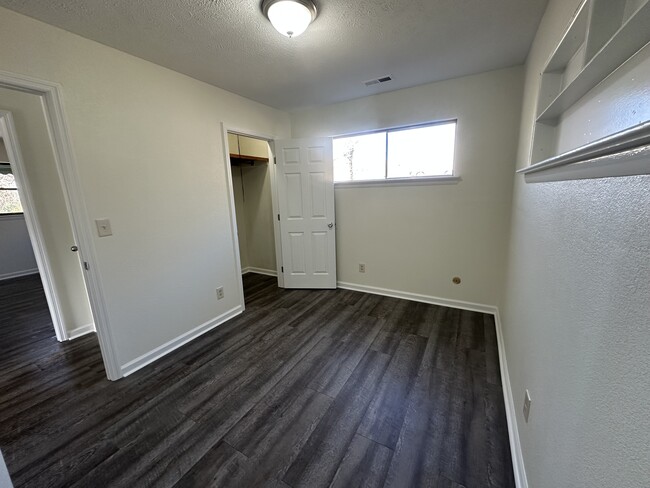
[{"xmin": 230, "ymin": 154, "xmax": 269, "ymax": 166}]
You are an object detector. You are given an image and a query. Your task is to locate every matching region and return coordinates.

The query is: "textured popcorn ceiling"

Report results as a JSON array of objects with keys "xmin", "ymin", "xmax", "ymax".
[{"xmin": 0, "ymin": 0, "xmax": 548, "ymax": 110}]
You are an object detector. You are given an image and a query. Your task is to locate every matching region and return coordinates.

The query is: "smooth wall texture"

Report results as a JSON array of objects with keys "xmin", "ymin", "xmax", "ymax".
[
  {"xmin": 0, "ymin": 87, "xmax": 93, "ymax": 330},
  {"xmin": 231, "ymin": 167, "xmax": 250, "ymax": 270},
  {"xmin": 501, "ymin": 0, "xmax": 650, "ymax": 486},
  {"xmin": 0, "ymin": 7, "xmax": 290, "ymax": 368},
  {"xmin": 0, "ymin": 215, "xmax": 37, "ymax": 280},
  {"xmin": 242, "ymin": 160, "xmax": 277, "ymax": 273},
  {"xmin": 291, "ymin": 67, "xmax": 524, "ymax": 306},
  {"xmin": 230, "ymin": 157, "xmax": 277, "ymax": 273}
]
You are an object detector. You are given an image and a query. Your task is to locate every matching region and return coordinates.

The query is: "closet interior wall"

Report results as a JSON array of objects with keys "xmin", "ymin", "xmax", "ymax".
[{"xmin": 230, "ymin": 139, "xmax": 277, "ymax": 275}]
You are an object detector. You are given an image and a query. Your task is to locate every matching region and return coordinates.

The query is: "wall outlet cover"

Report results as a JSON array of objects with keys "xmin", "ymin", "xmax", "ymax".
[
  {"xmin": 216, "ymin": 287, "xmax": 224, "ymax": 300},
  {"xmin": 359, "ymin": 263, "xmax": 366, "ymax": 273}
]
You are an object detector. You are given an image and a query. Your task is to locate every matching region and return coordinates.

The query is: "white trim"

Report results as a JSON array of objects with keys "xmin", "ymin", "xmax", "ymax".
[
  {"xmin": 268, "ymin": 140, "xmax": 285, "ymax": 289},
  {"xmin": 335, "ymin": 175, "xmax": 460, "ymax": 189},
  {"xmin": 67, "ymin": 323, "xmax": 96, "ymax": 340},
  {"xmin": 336, "ymin": 281, "xmax": 497, "ymax": 314},
  {"xmin": 0, "ymin": 70, "xmax": 121, "ymax": 380},
  {"xmin": 494, "ymin": 309, "xmax": 528, "ymax": 488},
  {"xmin": 520, "ymin": 121, "xmax": 650, "ymax": 182},
  {"xmin": 121, "ymin": 305, "xmax": 243, "ymax": 377},
  {"xmin": 221, "ymin": 122, "xmax": 246, "ymax": 314},
  {"xmin": 242, "ymin": 266, "xmax": 278, "ymax": 277},
  {"xmin": 0, "ymin": 268, "xmax": 39, "ymax": 281},
  {"xmin": 221, "ymin": 123, "xmax": 285, "ymax": 291},
  {"xmin": 523, "ymin": 144, "xmax": 650, "ymax": 183},
  {"xmin": 0, "ymin": 112, "xmax": 69, "ymax": 342}
]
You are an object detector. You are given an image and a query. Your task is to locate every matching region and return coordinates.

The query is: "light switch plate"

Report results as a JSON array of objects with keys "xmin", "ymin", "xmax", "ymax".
[{"xmin": 95, "ymin": 218, "xmax": 113, "ymax": 237}]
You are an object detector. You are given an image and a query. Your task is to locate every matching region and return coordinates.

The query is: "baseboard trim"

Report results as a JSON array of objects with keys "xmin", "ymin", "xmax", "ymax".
[
  {"xmin": 336, "ymin": 281, "xmax": 497, "ymax": 314},
  {"xmin": 0, "ymin": 268, "xmax": 39, "ymax": 281},
  {"xmin": 120, "ymin": 305, "xmax": 243, "ymax": 377},
  {"xmin": 242, "ymin": 267, "xmax": 277, "ymax": 277},
  {"xmin": 67, "ymin": 323, "xmax": 95, "ymax": 340},
  {"xmin": 494, "ymin": 309, "xmax": 528, "ymax": 488}
]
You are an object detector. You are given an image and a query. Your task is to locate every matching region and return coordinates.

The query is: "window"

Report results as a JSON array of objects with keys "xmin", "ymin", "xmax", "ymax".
[
  {"xmin": 333, "ymin": 121, "xmax": 457, "ymax": 183},
  {"xmin": 0, "ymin": 166, "xmax": 23, "ymax": 214}
]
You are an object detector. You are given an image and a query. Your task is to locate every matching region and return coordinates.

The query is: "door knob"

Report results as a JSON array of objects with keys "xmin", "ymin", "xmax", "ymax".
[
  {"xmin": 70, "ymin": 246, "xmax": 78, "ymax": 252},
  {"xmin": 328, "ymin": 223, "xmax": 333, "ymax": 229}
]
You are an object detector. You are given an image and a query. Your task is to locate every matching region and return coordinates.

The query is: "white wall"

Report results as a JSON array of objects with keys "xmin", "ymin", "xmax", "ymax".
[
  {"xmin": 0, "ymin": 215, "xmax": 37, "ymax": 280},
  {"xmin": 231, "ymin": 157, "xmax": 277, "ymax": 274},
  {"xmin": 501, "ymin": 1, "xmax": 650, "ymax": 487},
  {"xmin": 291, "ymin": 67, "xmax": 524, "ymax": 307},
  {"xmin": 0, "ymin": 136, "xmax": 37, "ymax": 281},
  {"xmin": 0, "ymin": 7, "xmax": 290, "ymax": 370},
  {"xmin": 0, "ymin": 87, "xmax": 93, "ymax": 331},
  {"xmin": 242, "ymin": 160, "xmax": 277, "ymax": 273},
  {"xmin": 231, "ymin": 167, "xmax": 250, "ymax": 270}
]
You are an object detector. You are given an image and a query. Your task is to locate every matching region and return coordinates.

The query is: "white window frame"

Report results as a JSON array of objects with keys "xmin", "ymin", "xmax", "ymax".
[{"xmin": 333, "ymin": 120, "xmax": 461, "ymax": 188}]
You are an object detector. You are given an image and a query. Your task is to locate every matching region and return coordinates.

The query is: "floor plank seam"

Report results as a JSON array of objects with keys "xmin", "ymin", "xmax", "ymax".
[{"xmin": 1, "ymin": 273, "xmax": 516, "ymax": 488}]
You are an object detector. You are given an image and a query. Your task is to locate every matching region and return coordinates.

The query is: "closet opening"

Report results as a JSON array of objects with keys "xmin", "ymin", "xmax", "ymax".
[{"xmin": 224, "ymin": 129, "xmax": 283, "ymax": 304}]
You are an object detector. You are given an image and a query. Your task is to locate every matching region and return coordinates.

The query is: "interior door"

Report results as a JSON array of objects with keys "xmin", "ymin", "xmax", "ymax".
[{"xmin": 275, "ymin": 137, "xmax": 336, "ymax": 288}]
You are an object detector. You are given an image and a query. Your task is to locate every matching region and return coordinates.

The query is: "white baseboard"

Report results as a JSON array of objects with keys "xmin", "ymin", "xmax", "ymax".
[
  {"xmin": 67, "ymin": 323, "xmax": 95, "ymax": 340},
  {"xmin": 242, "ymin": 267, "xmax": 277, "ymax": 277},
  {"xmin": 0, "ymin": 268, "xmax": 39, "ymax": 281},
  {"xmin": 337, "ymin": 280, "xmax": 527, "ymax": 487},
  {"xmin": 336, "ymin": 281, "xmax": 497, "ymax": 314},
  {"xmin": 494, "ymin": 309, "xmax": 528, "ymax": 488},
  {"xmin": 120, "ymin": 305, "xmax": 243, "ymax": 377}
]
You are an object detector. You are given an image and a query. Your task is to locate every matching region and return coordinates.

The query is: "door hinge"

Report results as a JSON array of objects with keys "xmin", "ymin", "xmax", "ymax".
[
  {"xmin": 83, "ymin": 261, "xmax": 90, "ymax": 270},
  {"xmin": 277, "ymin": 214, "xmax": 280, "ymax": 221},
  {"xmin": 281, "ymin": 266, "xmax": 284, "ymax": 273},
  {"xmin": 274, "ymin": 157, "xmax": 277, "ymax": 164}
]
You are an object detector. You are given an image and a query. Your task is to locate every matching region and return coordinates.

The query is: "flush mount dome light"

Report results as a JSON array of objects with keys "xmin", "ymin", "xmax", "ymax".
[{"xmin": 262, "ymin": 0, "xmax": 317, "ymax": 38}]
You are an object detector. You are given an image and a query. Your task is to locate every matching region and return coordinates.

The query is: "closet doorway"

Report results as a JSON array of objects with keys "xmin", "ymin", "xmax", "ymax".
[{"xmin": 224, "ymin": 129, "xmax": 283, "ymax": 297}]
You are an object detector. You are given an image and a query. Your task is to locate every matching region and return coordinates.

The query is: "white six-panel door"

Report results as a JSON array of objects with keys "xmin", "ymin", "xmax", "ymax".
[{"xmin": 275, "ymin": 138, "xmax": 336, "ymax": 289}]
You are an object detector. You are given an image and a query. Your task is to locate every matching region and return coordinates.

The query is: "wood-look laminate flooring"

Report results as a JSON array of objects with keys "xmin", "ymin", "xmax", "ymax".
[{"xmin": 0, "ymin": 273, "xmax": 515, "ymax": 488}]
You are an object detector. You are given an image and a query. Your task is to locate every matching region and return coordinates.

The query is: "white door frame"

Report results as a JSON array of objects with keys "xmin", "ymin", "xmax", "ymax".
[
  {"xmin": 1, "ymin": 111, "xmax": 68, "ymax": 341},
  {"xmin": 220, "ymin": 122, "xmax": 285, "ymax": 308},
  {"xmin": 0, "ymin": 70, "xmax": 121, "ymax": 381}
]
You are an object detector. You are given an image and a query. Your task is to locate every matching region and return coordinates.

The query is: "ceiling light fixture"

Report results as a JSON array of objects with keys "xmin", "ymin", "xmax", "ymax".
[{"xmin": 262, "ymin": 0, "xmax": 317, "ymax": 38}]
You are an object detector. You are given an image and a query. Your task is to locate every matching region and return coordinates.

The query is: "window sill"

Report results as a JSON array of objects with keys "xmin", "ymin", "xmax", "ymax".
[{"xmin": 334, "ymin": 175, "xmax": 461, "ymax": 188}]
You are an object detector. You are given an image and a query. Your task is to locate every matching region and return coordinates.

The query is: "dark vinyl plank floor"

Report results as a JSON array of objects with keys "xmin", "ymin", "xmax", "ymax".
[{"xmin": 0, "ymin": 273, "xmax": 515, "ymax": 488}]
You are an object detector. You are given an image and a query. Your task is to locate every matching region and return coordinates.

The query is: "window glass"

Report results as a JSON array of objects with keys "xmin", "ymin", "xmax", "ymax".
[
  {"xmin": 0, "ymin": 172, "xmax": 23, "ymax": 214},
  {"xmin": 333, "ymin": 132, "xmax": 386, "ymax": 182},
  {"xmin": 333, "ymin": 121, "xmax": 456, "ymax": 182},
  {"xmin": 387, "ymin": 123, "xmax": 455, "ymax": 178}
]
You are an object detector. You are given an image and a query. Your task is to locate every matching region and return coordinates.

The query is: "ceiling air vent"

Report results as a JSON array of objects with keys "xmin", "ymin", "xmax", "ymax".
[{"xmin": 364, "ymin": 75, "xmax": 392, "ymax": 87}]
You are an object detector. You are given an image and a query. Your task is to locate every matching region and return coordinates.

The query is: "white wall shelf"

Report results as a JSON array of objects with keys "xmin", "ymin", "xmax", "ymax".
[
  {"xmin": 520, "ymin": 121, "xmax": 650, "ymax": 182},
  {"xmin": 529, "ymin": 0, "xmax": 650, "ymax": 170}
]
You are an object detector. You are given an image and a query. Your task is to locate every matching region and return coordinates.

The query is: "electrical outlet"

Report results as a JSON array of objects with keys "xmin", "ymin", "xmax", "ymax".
[
  {"xmin": 359, "ymin": 263, "xmax": 366, "ymax": 273},
  {"xmin": 523, "ymin": 389, "xmax": 532, "ymax": 423},
  {"xmin": 216, "ymin": 287, "xmax": 224, "ymax": 300}
]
